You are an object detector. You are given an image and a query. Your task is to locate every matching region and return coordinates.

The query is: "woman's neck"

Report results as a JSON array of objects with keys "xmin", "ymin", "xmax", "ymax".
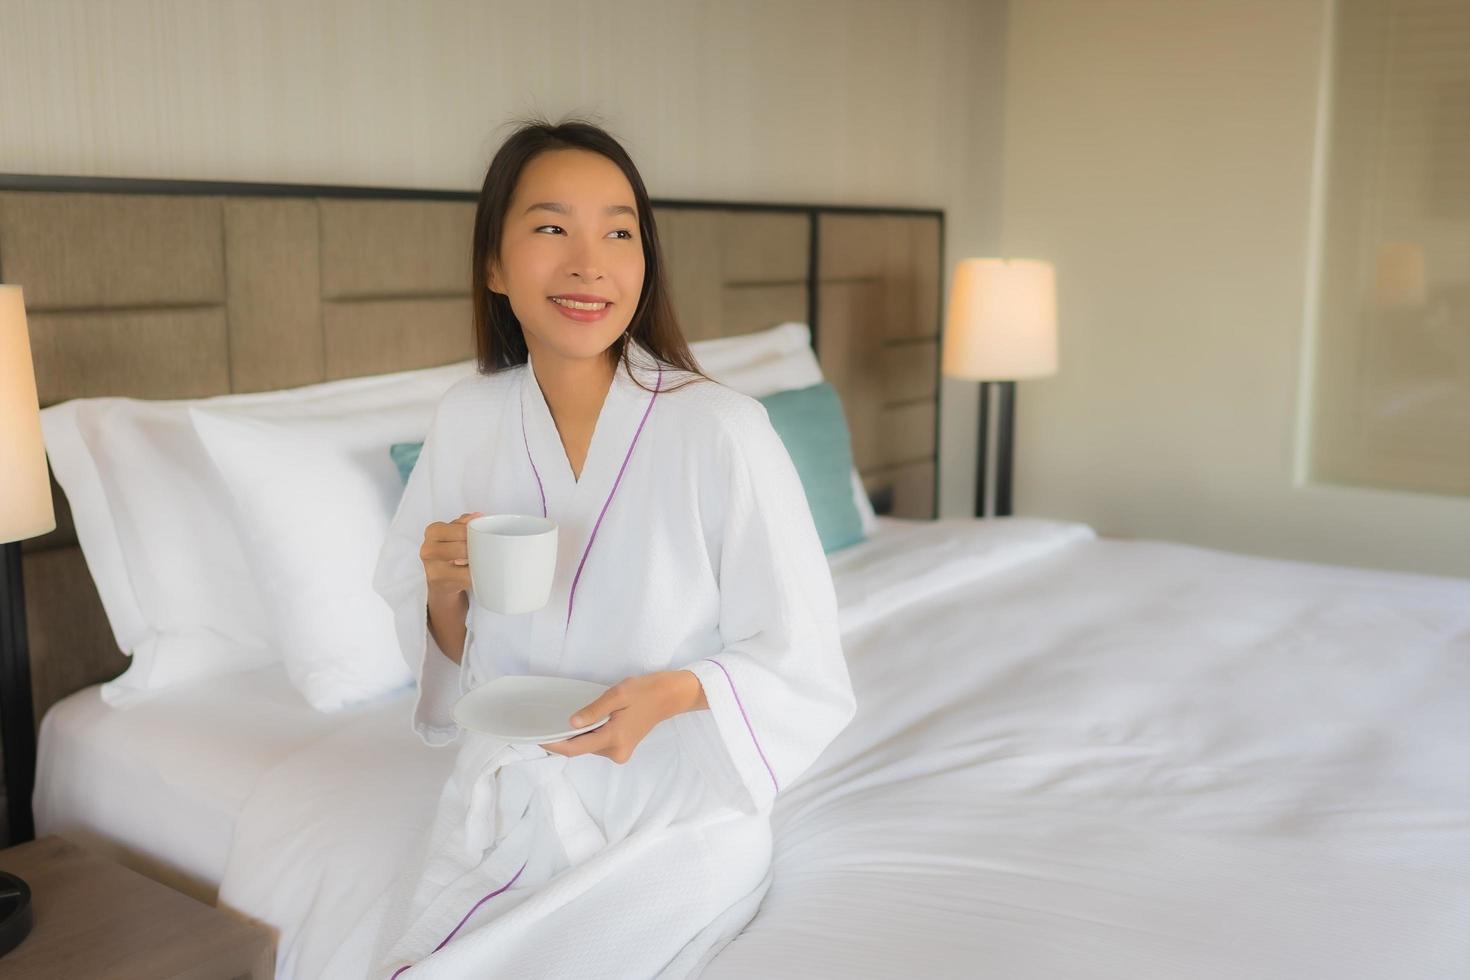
[{"xmin": 528, "ymin": 343, "xmax": 618, "ymax": 431}]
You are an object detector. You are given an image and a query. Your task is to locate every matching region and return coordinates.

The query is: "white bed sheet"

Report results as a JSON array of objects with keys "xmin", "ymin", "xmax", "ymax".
[
  {"xmin": 35, "ymin": 516, "xmax": 1470, "ymax": 979},
  {"xmin": 33, "ymin": 661, "xmax": 346, "ymax": 902},
  {"xmin": 712, "ymin": 522, "xmax": 1470, "ymax": 979}
]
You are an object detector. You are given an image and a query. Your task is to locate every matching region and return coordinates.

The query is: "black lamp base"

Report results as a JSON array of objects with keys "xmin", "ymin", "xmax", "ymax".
[
  {"xmin": 974, "ymin": 380, "xmax": 1016, "ymax": 518},
  {"xmin": 1, "ymin": 539, "xmax": 37, "ymax": 845},
  {"xmin": 0, "ymin": 870, "xmax": 32, "ymax": 957}
]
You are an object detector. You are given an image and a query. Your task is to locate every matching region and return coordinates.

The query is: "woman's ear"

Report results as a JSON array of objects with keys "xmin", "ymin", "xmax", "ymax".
[{"xmin": 486, "ymin": 259, "xmax": 505, "ymax": 296}]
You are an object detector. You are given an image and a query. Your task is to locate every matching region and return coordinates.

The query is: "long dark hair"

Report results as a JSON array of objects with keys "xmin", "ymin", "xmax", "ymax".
[{"xmin": 471, "ymin": 115, "xmax": 709, "ymax": 394}]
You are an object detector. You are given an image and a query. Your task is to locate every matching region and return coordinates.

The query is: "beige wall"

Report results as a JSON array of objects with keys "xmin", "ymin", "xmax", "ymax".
[
  {"xmin": 0, "ymin": 0, "xmax": 1008, "ymax": 525},
  {"xmin": 1001, "ymin": 0, "xmax": 1470, "ymax": 579},
  {"xmin": 6, "ymin": 0, "xmax": 1459, "ymax": 578}
]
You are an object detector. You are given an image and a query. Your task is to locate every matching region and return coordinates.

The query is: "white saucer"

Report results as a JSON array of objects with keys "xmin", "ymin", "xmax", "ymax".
[{"xmin": 452, "ymin": 675, "xmax": 611, "ymax": 744}]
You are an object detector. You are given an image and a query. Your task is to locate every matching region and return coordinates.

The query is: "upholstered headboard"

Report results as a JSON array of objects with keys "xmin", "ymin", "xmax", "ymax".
[{"xmin": 0, "ymin": 174, "xmax": 943, "ymax": 842}]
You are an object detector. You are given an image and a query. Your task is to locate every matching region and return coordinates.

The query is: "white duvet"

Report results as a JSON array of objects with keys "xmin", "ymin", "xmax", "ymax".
[{"xmin": 204, "ymin": 516, "xmax": 1469, "ymax": 978}]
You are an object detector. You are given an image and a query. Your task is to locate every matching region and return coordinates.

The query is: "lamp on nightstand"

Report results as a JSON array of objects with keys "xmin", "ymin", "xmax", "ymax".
[
  {"xmin": 942, "ymin": 258, "xmax": 1058, "ymax": 517},
  {"xmin": 0, "ymin": 284, "xmax": 54, "ymax": 955}
]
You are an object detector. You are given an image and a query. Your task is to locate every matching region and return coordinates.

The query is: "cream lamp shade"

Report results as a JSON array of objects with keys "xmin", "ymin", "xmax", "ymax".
[
  {"xmin": 1, "ymin": 284, "xmax": 56, "ymax": 543},
  {"xmin": 942, "ymin": 258, "xmax": 1058, "ymax": 380}
]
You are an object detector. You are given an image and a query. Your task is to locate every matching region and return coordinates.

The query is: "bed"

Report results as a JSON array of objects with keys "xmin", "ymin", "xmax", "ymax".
[
  {"xmin": 5, "ymin": 175, "xmax": 1468, "ymax": 979},
  {"xmin": 34, "ymin": 516, "xmax": 1470, "ymax": 978}
]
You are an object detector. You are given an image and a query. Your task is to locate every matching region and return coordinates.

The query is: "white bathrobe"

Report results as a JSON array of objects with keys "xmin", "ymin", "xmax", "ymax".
[{"xmin": 342, "ymin": 340, "xmax": 856, "ymax": 979}]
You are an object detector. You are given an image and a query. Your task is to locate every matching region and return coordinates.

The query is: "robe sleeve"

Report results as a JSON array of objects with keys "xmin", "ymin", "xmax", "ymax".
[
  {"xmin": 372, "ymin": 397, "xmax": 475, "ymax": 747},
  {"xmin": 672, "ymin": 399, "xmax": 858, "ymax": 815}
]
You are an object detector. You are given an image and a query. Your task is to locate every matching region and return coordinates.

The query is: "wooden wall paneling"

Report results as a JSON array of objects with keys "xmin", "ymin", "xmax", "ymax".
[{"xmin": 224, "ymin": 197, "xmax": 324, "ymax": 393}]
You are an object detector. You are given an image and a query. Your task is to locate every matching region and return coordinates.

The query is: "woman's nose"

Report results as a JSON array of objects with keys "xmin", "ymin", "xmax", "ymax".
[{"xmin": 564, "ymin": 237, "xmax": 607, "ymax": 282}]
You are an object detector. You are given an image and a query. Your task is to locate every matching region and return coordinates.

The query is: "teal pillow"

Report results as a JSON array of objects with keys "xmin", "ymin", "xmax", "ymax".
[
  {"xmin": 390, "ymin": 441, "xmax": 422, "ymax": 485},
  {"xmin": 757, "ymin": 382, "xmax": 865, "ymax": 554},
  {"xmin": 387, "ymin": 381, "xmax": 866, "ymax": 554}
]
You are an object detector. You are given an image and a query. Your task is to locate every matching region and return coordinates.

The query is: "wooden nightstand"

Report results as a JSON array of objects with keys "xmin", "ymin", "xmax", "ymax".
[{"xmin": 0, "ymin": 836, "xmax": 273, "ymax": 979}]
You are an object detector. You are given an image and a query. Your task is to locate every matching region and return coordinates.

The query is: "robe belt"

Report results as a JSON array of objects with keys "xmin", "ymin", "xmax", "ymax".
[{"xmin": 452, "ymin": 734, "xmax": 609, "ymax": 868}]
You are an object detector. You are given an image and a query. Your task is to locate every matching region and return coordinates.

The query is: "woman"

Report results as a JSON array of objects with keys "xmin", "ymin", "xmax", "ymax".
[{"xmin": 353, "ymin": 117, "xmax": 856, "ymax": 978}]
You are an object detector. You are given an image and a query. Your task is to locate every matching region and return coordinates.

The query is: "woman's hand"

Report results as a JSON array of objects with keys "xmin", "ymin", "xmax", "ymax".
[
  {"xmin": 540, "ymin": 670, "xmax": 706, "ymax": 764},
  {"xmin": 420, "ymin": 511, "xmax": 483, "ymax": 601}
]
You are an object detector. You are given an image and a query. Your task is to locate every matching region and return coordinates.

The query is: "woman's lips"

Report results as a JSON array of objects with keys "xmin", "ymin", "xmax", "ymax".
[{"xmin": 548, "ymin": 297, "xmax": 613, "ymax": 322}]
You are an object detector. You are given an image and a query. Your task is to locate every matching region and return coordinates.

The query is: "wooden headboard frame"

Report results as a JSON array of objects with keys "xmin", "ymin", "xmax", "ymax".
[{"xmin": 0, "ymin": 173, "xmax": 944, "ymax": 844}]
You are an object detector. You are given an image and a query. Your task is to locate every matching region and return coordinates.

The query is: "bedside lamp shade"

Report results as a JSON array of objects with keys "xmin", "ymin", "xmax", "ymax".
[
  {"xmin": 942, "ymin": 258, "xmax": 1058, "ymax": 381},
  {"xmin": 0, "ymin": 285, "xmax": 55, "ymax": 544}
]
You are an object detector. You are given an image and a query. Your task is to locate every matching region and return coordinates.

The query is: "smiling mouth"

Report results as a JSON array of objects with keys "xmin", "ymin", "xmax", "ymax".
[{"xmin": 547, "ymin": 296, "xmax": 614, "ymax": 323}]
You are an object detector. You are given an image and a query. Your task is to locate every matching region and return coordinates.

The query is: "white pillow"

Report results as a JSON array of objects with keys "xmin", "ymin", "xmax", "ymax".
[
  {"xmin": 688, "ymin": 323, "xmax": 878, "ymax": 534},
  {"xmin": 686, "ymin": 322, "xmax": 824, "ymax": 393},
  {"xmin": 189, "ymin": 401, "xmax": 429, "ymax": 712},
  {"xmin": 39, "ymin": 359, "xmax": 477, "ymax": 705},
  {"xmin": 37, "ymin": 401, "xmax": 153, "ymax": 660}
]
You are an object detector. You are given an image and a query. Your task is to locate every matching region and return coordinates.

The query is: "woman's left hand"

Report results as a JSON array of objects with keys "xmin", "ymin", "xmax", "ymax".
[{"xmin": 539, "ymin": 670, "xmax": 703, "ymax": 764}]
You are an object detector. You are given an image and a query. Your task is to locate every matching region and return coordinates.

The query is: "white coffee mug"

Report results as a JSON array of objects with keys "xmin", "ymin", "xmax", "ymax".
[{"xmin": 467, "ymin": 515, "xmax": 558, "ymax": 614}]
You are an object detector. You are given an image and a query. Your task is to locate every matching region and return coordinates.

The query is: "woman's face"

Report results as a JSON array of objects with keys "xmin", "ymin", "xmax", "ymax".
[{"xmin": 488, "ymin": 148, "xmax": 645, "ymax": 367}]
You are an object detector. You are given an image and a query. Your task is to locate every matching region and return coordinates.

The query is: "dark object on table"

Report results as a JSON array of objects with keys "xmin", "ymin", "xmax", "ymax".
[{"xmin": 0, "ymin": 869, "xmax": 33, "ymax": 957}]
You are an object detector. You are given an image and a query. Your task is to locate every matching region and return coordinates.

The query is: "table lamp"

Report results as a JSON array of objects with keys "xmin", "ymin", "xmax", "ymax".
[
  {"xmin": 942, "ymin": 258, "xmax": 1058, "ymax": 517},
  {"xmin": 0, "ymin": 284, "xmax": 52, "ymax": 957}
]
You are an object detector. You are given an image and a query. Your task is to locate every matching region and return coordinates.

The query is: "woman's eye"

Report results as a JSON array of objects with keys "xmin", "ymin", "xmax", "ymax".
[{"xmin": 533, "ymin": 225, "xmax": 634, "ymax": 240}]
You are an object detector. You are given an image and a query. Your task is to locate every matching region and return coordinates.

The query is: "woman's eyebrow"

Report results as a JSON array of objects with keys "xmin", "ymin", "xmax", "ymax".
[{"xmin": 523, "ymin": 202, "xmax": 636, "ymax": 219}]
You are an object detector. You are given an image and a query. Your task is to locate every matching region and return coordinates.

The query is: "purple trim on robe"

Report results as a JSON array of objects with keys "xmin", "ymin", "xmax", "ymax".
[
  {"xmin": 566, "ymin": 365, "xmax": 663, "ymax": 628},
  {"xmin": 702, "ymin": 656, "xmax": 780, "ymax": 794},
  {"xmin": 388, "ymin": 858, "xmax": 530, "ymax": 978},
  {"xmin": 520, "ymin": 392, "xmax": 548, "ymax": 519}
]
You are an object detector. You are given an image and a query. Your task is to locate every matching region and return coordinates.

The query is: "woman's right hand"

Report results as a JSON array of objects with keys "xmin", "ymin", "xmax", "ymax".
[{"xmin": 420, "ymin": 512, "xmax": 483, "ymax": 602}]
